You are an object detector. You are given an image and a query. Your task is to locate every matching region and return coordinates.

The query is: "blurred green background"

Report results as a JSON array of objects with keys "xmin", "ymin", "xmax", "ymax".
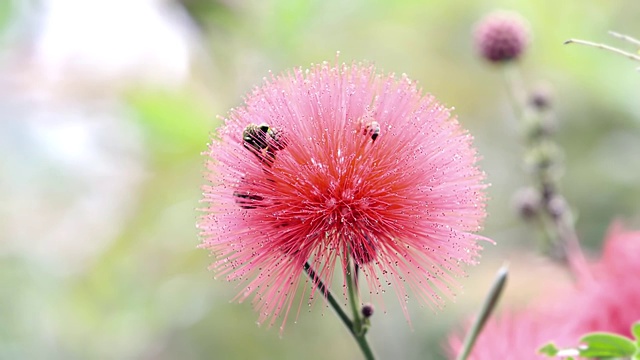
[{"xmin": 1, "ymin": 0, "xmax": 639, "ymax": 359}]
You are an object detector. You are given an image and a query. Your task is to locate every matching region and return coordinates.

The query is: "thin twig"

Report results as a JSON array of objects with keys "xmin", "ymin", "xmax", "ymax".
[
  {"xmin": 564, "ymin": 38, "xmax": 640, "ymax": 62},
  {"xmin": 608, "ymin": 30, "xmax": 640, "ymax": 47}
]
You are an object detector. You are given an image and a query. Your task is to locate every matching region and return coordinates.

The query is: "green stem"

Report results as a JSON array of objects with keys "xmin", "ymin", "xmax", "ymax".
[
  {"xmin": 353, "ymin": 329, "xmax": 376, "ymax": 360},
  {"xmin": 304, "ymin": 261, "xmax": 376, "ymax": 360},
  {"xmin": 303, "ymin": 261, "xmax": 353, "ymax": 332},
  {"xmin": 346, "ymin": 260, "xmax": 362, "ymax": 334},
  {"xmin": 533, "ymin": 212, "xmax": 558, "ymax": 254},
  {"xmin": 456, "ymin": 265, "xmax": 509, "ymax": 360},
  {"xmin": 501, "ymin": 62, "xmax": 528, "ymax": 117},
  {"xmin": 346, "ymin": 259, "xmax": 375, "ymax": 360},
  {"xmin": 501, "ymin": 64, "xmax": 579, "ymax": 270}
]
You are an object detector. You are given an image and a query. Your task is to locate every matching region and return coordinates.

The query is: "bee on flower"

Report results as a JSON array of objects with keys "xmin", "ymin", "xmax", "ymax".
[{"xmin": 199, "ymin": 61, "xmax": 488, "ymax": 331}]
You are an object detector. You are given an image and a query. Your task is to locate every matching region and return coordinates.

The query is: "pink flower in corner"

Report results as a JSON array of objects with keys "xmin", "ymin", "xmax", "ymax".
[
  {"xmin": 563, "ymin": 222, "xmax": 640, "ymax": 338},
  {"xmin": 447, "ymin": 222, "xmax": 640, "ymax": 359},
  {"xmin": 198, "ymin": 61, "xmax": 488, "ymax": 330},
  {"xmin": 447, "ymin": 310, "xmax": 576, "ymax": 360}
]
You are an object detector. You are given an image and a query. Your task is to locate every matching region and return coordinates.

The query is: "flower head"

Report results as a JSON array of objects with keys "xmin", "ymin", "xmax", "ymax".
[
  {"xmin": 474, "ymin": 11, "xmax": 530, "ymax": 63},
  {"xmin": 199, "ymin": 61, "xmax": 488, "ymax": 330},
  {"xmin": 447, "ymin": 310, "xmax": 576, "ymax": 360},
  {"xmin": 447, "ymin": 222, "xmax": 640, "ymax": 359},
  {"xmin": 563, "ymin": 222, "xmax": 640, "ymax": 338}
]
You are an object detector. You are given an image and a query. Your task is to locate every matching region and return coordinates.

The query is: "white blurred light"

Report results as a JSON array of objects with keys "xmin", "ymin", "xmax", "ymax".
[
  {"xmin": 0, "ymin": 0, "xmax": 203, "ymax": 272},
  {"xmin": 33, "ymin": 0, "xmax": 196, "ymax": 87}
]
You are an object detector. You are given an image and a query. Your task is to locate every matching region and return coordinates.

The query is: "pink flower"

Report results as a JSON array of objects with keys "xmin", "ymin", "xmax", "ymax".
[
  {"xmin": 198, "ymin": 61, "xmax": 488, "ymax": 330},
  {"xmin": 562, "ymin": 222, "xmax": 640, "ymax": 338},
  {"xmin": 448, "ymin": 222, "xmax": 640, "ymax": 358},
  {"xmin": 474, "ymin": 11, "xmax": 530, "ymax": 63},
  {"xmin": 447, "ymin": 310, "xmax": 575, "ymax": 360}
]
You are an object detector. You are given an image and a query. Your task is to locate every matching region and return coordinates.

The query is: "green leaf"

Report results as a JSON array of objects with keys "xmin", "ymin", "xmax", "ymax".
[
  {"xmin": 538, "ymin": 342, "xmax": 559, "ymax": 356},
  {"xmin": 578, "ymin": 332, "xmax": 636, "ymax": 358},
  {"xmin": 633, "ymin": 322, "xmax": 640, "ymax": 360},
  {"xmin": 632, "ymin": 322, "xmax": 640, "ymax": 345}
]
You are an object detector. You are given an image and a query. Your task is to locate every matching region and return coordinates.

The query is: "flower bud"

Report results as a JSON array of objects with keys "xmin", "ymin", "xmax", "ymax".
[
  {"xmin": 529, "ymin": 82, "xmax": 554, "ymax": 111},
  {"xmin": 546, "ymin": 195, "xmax": 567, "ymax": 220},
  {"xmin": 361, "ymin": 304, "xmax": 374, "ymax": 319},
  {"xmin": 513, "ymin": 187, "xmax": 541, "ymax": 220},
  {"xmin": 474, "ymin": 11, "xmax": 530, "ymax": 63}
]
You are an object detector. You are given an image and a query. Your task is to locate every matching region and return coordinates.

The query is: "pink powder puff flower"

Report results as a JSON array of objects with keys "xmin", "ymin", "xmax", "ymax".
[
  {"xmin": 562, "ymin": 222, "xmax": 640, "ymax": 338},
  {"xmin": 447, "ymin": 310, "xmax": 576, "ymax": 360},
  {"xmin": 198, "ymin": 61, "xmax": 488, "ymax": 330},
  {"xmin": 447, "ymin": 222, "xmax": 640, "ymax": 359}
]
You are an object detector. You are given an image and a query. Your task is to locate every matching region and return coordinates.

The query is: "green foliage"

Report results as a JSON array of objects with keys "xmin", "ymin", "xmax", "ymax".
[
  {"xmin": 539, "ymin": 322, "xmax": 640, "ymax": 360},
  {"xmin": 633, "ymin": 323, "xmax": 640, "ymax": 349},
  {"xmin": 126, "ymin": 88, "xmax": 216, "ymax": 154},
  {"xmin": 0, "ymin": 1, "xmax": 14, "ymax": 36},
  {"xmin": 538, "ymin": 343, "xmax": 561, "ymax": 356},
  {"xmin": 578, "ymin": 333, "xmax": 636, "ymax": 358}
]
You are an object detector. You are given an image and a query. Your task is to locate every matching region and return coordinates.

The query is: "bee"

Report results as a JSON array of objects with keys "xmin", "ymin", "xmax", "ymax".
[
  {"xmin": 242, "ymin": 123, "xmax": 287, "ymax": 167},
  {"xmin": 363, "ymin": 121, "xmax": 380, "ymax": 142},
  {"xmin": 233, "ymin": 190, "xmax": 265, "ymax": 209},
  {"xmin": 265, "ymin": 126, "xmax": 287, "ymax": 151},
  {"xmin": 235, "ymin": 123, "xmax": 287, "ymax": 210}
]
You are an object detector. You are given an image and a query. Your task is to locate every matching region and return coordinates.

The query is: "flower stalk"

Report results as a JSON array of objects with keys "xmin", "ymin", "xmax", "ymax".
[
  {"xmin": 346, "ymin": 260, "xmax": 364, "ymax": 335},
  {"xmin": 303, "ymin": 261, "xmax": 353, "ymax": 331},
  {"xmin": 346, "ymin": 259, "xmax": 375, "ymax": 359},
  {"xmin": 456, "ymin": 264, "xmax": 509, "ymax": 360},
  {"xmin": 304, "ymin": 260, "xmax": 375, "ymax": 360},
  {"xmin": 501, "ymin": 64, "xmax": 580, "ymax": 267}
]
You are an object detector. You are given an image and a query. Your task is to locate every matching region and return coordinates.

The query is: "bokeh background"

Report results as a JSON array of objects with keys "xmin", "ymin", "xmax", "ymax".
[{"xmin": 1, "ymin": 0, "xmax": 639, "ymax": 359}]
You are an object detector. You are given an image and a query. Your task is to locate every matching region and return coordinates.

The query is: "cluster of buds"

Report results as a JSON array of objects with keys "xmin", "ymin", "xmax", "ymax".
[{"xmin": 475, "ymin": 10, "xmax": 575, "ymax": 262}]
